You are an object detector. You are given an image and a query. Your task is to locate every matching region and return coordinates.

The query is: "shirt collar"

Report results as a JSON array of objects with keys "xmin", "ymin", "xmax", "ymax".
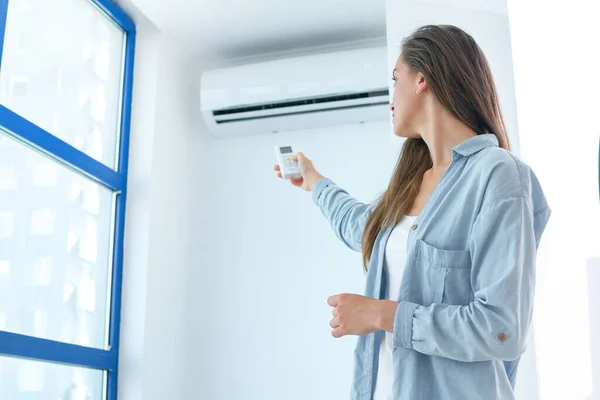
[{"xmin": 452, "ymin": 134, "xmax": 499, "ymax": 160}]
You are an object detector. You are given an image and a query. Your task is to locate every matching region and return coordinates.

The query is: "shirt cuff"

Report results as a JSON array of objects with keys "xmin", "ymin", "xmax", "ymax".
[
  {"xmin": 311, "ymin": 178, "xmax": 333, "ymax": 205},
  {"xmin": 393, "ymin": 301, "xmax": 419, "ymax": 350}
]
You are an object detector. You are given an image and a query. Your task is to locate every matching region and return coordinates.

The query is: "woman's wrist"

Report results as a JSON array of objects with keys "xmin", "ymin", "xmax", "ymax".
[
  {"xmin": 307, "ymin": 172, "xmax": 325, "ymax": 191},
  {"xmin": 376, "ymin": 300, "xmax": 399, "ymax": 333}
]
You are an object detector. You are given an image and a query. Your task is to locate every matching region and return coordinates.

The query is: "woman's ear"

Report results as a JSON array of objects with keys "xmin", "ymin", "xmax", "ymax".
[{"xmin": 416, "ymin": 72, "xmax": 429, "ymax": 95}]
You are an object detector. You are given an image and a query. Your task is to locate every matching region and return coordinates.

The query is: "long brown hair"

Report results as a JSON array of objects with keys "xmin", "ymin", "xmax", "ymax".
[{"xmin": 361, "ymin": 25, "xmax": 511, "ymax": 270}]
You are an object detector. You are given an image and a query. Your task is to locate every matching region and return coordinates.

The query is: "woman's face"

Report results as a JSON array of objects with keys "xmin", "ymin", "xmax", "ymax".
[{"xmin": 390, "ymin": 57, "xmax": 426, "ymax": 138}]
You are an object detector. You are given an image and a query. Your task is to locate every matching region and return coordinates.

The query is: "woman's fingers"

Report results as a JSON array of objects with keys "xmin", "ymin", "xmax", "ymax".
[
  {"xmin": 290, "ymin": 177, "xmax": 303, "ymax": 187},
  {"xmin": 332, "ymin": 327, "xmax": 344, "ymax": 338},
  {"xmin": 329, "ymin": 317, "xmax": 340, "ymax": 329},
  {"xmin": 273, "ymin": 165, "xmax": 281, "ymax": 171}
]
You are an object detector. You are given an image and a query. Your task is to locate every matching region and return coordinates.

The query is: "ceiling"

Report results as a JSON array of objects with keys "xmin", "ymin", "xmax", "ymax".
[{"xmin": 126, "ymin": 0, "xmax": 387, "ymax": 62}]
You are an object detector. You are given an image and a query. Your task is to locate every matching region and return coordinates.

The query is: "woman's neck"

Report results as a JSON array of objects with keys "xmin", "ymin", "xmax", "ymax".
[{"xmin": 418, "ymin": 103, "xmax": 477, "ymax": 170}]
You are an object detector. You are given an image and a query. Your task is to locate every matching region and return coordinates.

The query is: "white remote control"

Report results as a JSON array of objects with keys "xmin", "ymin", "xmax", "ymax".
[{"xmin": 275, "ymin": 145, "xmax": 301, "ymax": 180}]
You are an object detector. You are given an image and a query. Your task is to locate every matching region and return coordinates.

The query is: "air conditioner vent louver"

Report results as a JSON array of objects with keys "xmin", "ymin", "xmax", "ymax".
[{"xmin": 213, "ymin": 89, "xmax": 389, "ymax": 116}]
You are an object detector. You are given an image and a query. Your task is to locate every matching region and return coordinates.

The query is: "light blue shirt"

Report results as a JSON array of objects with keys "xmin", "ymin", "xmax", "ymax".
[{"xmin": 312, "ymin": 134, "xmax": 551, "ymax": 400}]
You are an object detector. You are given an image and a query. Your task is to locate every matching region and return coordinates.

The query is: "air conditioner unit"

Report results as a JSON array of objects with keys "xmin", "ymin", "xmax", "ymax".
[{"xmin": 200, "ymin": 46, "xmax": 389, "ymax": 137}]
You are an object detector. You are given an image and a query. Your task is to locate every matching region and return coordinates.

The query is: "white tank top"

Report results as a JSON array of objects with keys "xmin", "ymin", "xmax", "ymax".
[{"xmin": 373, "ymin": 215, "xmax": 417, "ymax": 400}]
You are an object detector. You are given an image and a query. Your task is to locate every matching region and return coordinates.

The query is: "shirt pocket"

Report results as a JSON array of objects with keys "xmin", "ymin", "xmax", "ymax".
[{"xmin": 413, "ymin": 239, "xmax": 473, "ymax": 305}]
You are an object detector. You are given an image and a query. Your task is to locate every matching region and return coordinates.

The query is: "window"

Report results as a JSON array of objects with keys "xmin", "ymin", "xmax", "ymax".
[{"xmin": 0, "ymin": 0, "xmax": 135, "ymax": 398}]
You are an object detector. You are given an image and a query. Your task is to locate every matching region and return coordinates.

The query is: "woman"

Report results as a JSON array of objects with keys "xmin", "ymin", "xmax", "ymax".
[{"xmin": 274, "ymin": 25, "xmax": 550, "ymax": 400}]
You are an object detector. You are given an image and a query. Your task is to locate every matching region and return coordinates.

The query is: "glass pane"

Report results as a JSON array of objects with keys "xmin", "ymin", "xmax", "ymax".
[
  {"xmin": 0, "ymin": 0, "xmax": 125, "ymax": 169},
  {"xmin": 0, "ymin": 356, "xmax": 104, "ymax": 399},
  {"xmin": 0, "ymin": 130, "xmax": 114, "ymax": 349}
]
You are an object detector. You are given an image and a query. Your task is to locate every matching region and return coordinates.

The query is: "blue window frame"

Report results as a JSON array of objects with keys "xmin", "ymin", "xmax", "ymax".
[{"xmin": 0, "ymin": 0, "xmax": 135, "ymax": 398}]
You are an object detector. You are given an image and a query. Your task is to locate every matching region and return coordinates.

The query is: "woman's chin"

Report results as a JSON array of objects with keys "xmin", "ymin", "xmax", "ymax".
[
  {"xmin": 393, "ymin": 128, "xmax": 420, "ymax": 139},
  {"xmin": 392, "ymin": 125, "xmax": 410, "ymax": 138}
]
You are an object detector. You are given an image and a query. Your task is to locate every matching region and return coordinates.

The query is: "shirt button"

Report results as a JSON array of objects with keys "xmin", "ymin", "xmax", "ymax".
[
  {"xmin": 411, "ymin": 224, "xmax": 418, "ymax": 230},
  {"xmin": 498, "ymin": 333, "xmax": 507, "ymax": 342}
]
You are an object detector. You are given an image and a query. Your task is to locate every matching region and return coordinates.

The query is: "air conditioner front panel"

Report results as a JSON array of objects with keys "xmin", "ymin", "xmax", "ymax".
[{"xmin": 201, "ymin": 47, "xmax": 388, "ymax": 111}]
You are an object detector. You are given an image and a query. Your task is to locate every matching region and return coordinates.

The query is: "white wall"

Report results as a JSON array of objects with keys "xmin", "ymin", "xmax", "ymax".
[
  {"xmin": 118, "ymin": 14, "xmax": 192, "ymax": 400},
  {"xmin": 116, "ymin": 4, "xmax": 396, "ymax": 400},
  {"xmin": 384, "ymin": 1, "xmax": 537, "ymax": 399},
  {"xmin": 185, "ymin": 119, "xmax": 395, "ymax": 399},
  {"xmin": 508, "ymin": 1, "xmax": 600, "ymax": 399}
]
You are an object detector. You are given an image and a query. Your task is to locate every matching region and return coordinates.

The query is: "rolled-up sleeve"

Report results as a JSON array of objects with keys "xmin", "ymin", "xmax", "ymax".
[{"xmin": 393, "ymin": 196, "xmax": 551, "ymax": 362}]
